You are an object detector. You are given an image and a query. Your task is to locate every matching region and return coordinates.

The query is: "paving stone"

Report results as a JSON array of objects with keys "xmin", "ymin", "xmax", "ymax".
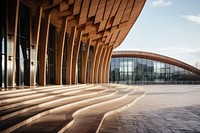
[{"xmin": 100, "ymin": 85, "xmax": 200, "ymax": 133}]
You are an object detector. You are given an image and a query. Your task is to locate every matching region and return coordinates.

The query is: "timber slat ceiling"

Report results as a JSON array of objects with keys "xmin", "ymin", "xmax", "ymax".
[
  {"xmin": 22, "ymin": 0, "xmax": 146, "ymax": 48},
  {"xmin": 88, "ymin": 0, "xmax": 99, "ymax": 18}
]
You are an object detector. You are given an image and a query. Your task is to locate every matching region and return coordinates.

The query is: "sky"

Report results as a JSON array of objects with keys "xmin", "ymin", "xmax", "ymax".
[{"xmin": 115, "ymin": 0, "xmax": 200, "ymax": 68}]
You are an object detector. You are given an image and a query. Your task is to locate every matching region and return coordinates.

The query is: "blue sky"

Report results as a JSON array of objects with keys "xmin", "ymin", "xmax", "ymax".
[{"xmin": 115, "ymin": 0, "xmax": 200, "ymax": 67}]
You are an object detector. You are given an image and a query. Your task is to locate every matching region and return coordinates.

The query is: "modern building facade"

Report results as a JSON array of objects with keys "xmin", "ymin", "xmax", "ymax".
[
  {"xmin": 110, "ymin": 51, "xmax": 200, "ymax": 84},
  {"xmin": 0, "ymin": 0, "xmax": 146, "ymax": 88}
]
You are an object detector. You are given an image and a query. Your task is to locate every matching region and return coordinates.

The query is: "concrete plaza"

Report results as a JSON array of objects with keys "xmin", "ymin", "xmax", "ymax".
[{"xmin": 100, "ymin": 85, "xmax": 200, "ymax": 133}]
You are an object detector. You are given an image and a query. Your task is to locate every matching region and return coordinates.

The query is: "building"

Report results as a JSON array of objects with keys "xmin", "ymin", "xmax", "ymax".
[
  {"xmin": 0, "ymin": 0, "xmax": 146, "ymax": 88},
  {"xmin": 110, "ymin": 51, "xmax": 200, "ymax": 84}
]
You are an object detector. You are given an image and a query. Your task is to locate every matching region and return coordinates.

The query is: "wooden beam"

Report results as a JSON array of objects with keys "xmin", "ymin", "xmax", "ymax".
[
  {"xmin": 66, "ymin": 26, "xmax": 76, "ymax": 84},
  {"xmin": 30, "ymin": 6, "xmax": 43, "ymax": 86},
  {"xmin": 102, "ymin": 46, "xmax": 112, "ymax": 83},
  {"xmin": 81, "ymin": 39, "xmax": 91, "ymax": 84},
  {"xmin": 98, "ymin": 46, "xmax": 107, "ymax": 83},
  {"xmin": 105, "ymin": 47, "xmax": 113, "ymax": 83},
  {"xmin": 94, "ymin": 0, "xmax": 106, "ymax": 24},
  {"xmin": 55, "ymin": 17, "xmax": 67, "ymax": 85},
  {"xmin": 39, "ymin": 10, "xmax": 51, "ymax": 86},
  {"xmin": 93, "ymin": 45, "xmax": 103, "ymax": 83},
  {"xmin": 112, "ymin": 0, "xmax": 128, "ymax": 26},
  {"xmin": 5, "ymin": 0, "xmax": 19, "ymax": 87},
  {"xmin": 88, "ymin": 0, "xmax": 99, "ymax": 18},
  {"xmin": 73, "ymin": 0, "xmax": 82, "ymax": 15},
  {"xmin": 98, "ymin": 46, "xmax": 108, "ymax": 83},
  {"xmin": 72, "ymin": 31, "xmax": 82, "ymax": 84},
  {"xmin": 89, "ymin": 43, "xmax": 99, "ymax": 83},
  {"xmin": 79, "ymin": 0, "xmax": 91, "ymax": 25}
]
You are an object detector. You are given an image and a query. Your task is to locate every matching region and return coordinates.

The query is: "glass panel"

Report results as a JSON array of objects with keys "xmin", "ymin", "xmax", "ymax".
[{"xmin": 109, "ymin": 57, "xmax": 200, "ymax": 84}]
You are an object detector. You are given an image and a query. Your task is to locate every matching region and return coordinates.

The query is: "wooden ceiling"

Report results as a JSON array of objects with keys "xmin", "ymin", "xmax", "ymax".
[{"xmin": 22, "ymin": 0, "xmax": 146, "ymax": 48}]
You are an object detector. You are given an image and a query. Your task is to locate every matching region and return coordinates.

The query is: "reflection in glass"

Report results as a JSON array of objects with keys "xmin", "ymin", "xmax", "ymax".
[{"xmin": 110, "ymin": 57, "xmax": 200, "ymax": 84}]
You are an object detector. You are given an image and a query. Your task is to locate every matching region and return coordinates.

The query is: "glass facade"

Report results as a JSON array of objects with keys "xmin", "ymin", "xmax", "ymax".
[
  {"xmin": 110, "ymin": 57, "xmax": 200, "ymax": 84},
  {"xmin": 16, "ymin": 3, "xmax": 31, "ymax": 86}
]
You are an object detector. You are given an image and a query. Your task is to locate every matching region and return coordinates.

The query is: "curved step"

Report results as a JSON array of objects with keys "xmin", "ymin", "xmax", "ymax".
[
  {"xmin": 0, "ymin": 85, "xmax": 102, "ymax": 120},
  {"xmin": 12, "ymin": 85, "xmax": 134, "ymax": 133},
  {"xmin": 64, "ymin": 87, "xmax": 145, "ymax": 133},
  {"xmin": 0, "ymin": 85, "xmax": 64, "ymax": 95},
  {"xmin": 95, "ymin": 89, "xmax": 145, "ymax": 133},
  {"xmin": 0, "ymin": 84, "xmax": 94, "ymax": 110},
  {"xmin": 0, "ymin": 85, "xmax": 119, "ymax": 132},
  {"xmin": 0, "ymin": 84, "xmax": 89, "ymax": 104}
]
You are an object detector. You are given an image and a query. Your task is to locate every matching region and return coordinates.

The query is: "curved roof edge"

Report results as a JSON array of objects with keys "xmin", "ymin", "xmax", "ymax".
[{"xmin": 112, "ymin": 51, "xmax": 200, "ymax": 75}]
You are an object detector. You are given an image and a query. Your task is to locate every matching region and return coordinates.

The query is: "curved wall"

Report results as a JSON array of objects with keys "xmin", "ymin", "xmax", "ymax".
[{"xmin": 110, "ymin": 51, "xmax": 200, "ymax": 84}]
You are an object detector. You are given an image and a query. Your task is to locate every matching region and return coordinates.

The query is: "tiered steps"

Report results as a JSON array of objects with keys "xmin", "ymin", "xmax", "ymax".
[{"xmin": 0, "ymin": 84, "xmax": 145, "ymax": 133}]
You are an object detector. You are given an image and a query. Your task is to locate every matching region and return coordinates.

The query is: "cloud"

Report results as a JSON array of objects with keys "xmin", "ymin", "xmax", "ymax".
[
  {"xmin": 182, "ymin": 14, "xmax": 200, "ymax": 24},
  {"xmin": 154, "ymin": 46, "xmax": 200, "ymax": 67},
  {"xmin": 152, "ymin": 0, "xmax": 172, "ymax": 7}
]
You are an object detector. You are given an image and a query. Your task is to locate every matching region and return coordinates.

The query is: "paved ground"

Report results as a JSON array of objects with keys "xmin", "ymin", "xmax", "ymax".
[{"xmin": 99, "ymin": 85, "xmax": 200, "ymax": 133}]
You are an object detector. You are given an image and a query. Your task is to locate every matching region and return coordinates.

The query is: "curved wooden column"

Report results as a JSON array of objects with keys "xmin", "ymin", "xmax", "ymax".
[
  {"xmin": 5, "ymin": 0, "xmax": 19, "ymax": 87},
  {"xmin": 89, "ymin": 43, "xmax": 99, "ymax": 83},
  {"xmin": 38, "ymin": 11, "xmax": 51, "ymax": 86},
  {"xmin": 93, "ymin": 45, "xmax": 103, "ymax": 83},
  {"xmin": 98, "ymin": 46, "xmax": 108, "ymax": 83},
  {"xmin": 72, "ymin": 31, "xmax": 82, "ymax": 84},
  {"xmin": 81, "ymin": 39, "xmax": 91, "ymax": 84},
  {"xmin": 55, "ymin": 17, "xmax": 67, "ymax": 85},
  {"xmin": 105, "ymin": 47, "xmax": 113, "ymax": 83},
  {"xmin": 102, "ymin": 46, "xmax": 112, "ymax": 83},
  {"xmin": 66, "ymin": 26, "xmax": 76, "ymax": 85},
  {"xmin": 31, "ymin": 6, "xmax": 43, "ymax": 86}
]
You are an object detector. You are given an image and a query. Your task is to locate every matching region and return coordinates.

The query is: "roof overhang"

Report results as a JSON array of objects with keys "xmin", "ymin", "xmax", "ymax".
[{"xmin": 21, "ymin": 0, "xmax": 146, "ymax": 48}]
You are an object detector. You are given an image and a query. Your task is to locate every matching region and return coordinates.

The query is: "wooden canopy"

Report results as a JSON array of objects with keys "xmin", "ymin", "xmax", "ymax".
[{"xmin": 22, "ymin": 0, "xmax": 146, "ymax": 48}]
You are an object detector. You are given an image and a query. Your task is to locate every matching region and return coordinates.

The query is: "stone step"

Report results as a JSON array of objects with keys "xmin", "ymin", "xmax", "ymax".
[
  {"xmin": 0, "ymin": 85, "xmax": 119, "ymax": 132},
  {"xmin": 0, "ymin": 85, "xmax": 102, "ymax": 121},
  {"xmin": 0, "ymin": 84, "xmax": 143, "ymax": 133},
  {"xmin": 12, "ymin": 85, "xmax": 135, "ymax": 133},
  {"xmin": 0, "ymin": 84, "xmax": 93, "ymax": 110},
  {"xmin": 91, "ymin": 90, "xmax": 145, "ymax": 133},
  {"xmin": 63, "ymin": 88, "xmax": 145, "ymax": 133},
  {"xmin": 0, "ymin": 84, "xmax": 87, "ymax": 101},
  {"xmin": 0, "ymin": 85, "xmax": 64, "ymax": 95}
]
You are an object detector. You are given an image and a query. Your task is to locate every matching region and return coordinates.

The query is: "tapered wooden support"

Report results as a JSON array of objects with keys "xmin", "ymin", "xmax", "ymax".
[
  {"xmin": 5, "ymin": 0, "xmax": 19, "ymax": 87},
  {"xmin": 39, "ymin": 11, "xmax": 51, "ymax": 86},
  {"xmin": 55, "ymin": 17, "xmax": 67, "ymax": 85},
  {"xmin": 105, "ymin": 47, "xmax": 113, "ymax": 83},
  {"xmin": 102, "ymin": 47, "xmax": 112, "ymax": 83},
  {"xmin": 89, "ymin": 43, "xmax": 99, "ymax": 83},
  {"xmin": 81, "ymin": 39, "xmax": 91, "ymax": 84},
  {"xmin": 98, "ymin": 46, "xmax": 108, "ymax": 83},
  {"xmin": 30, "ymin": 6, "xmax": 43, "ymax": 86},
  {"xmin": 72, "ymin": 31, "xmax": 82, "ymax": 84},
  {"xmin": 93, "ymin": 45, "xmax": 103, "ymax": 83},
  {"xmin": 66, "ymin": 26, "xmax": 76, "ymax": 84}
]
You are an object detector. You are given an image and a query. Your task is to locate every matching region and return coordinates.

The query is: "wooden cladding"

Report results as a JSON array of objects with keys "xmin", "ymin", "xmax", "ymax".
[
  {"xmin": 3, "ymin": 0, "xmax": 146, "ymax": 87},
  {"xmin": 22, "ymin": 0, "xmax": 146, "ymax": 48}
]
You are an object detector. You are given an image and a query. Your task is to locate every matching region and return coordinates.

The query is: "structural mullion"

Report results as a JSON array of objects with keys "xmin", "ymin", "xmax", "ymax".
[
  {"xmin": 72, "ymin": 31, "xmax": 82, "ymax": 84},
  {"xmin": 31, "ymin": 6, "xmax": 43, "ymax": 86},
  {"xmin": 55, "ymin": 17, "xmax": 67, "ymax": 85},
  {"xmin": 66, "ymin": 26, "xmax": 76, "ymax": 84},
  {"xmin": 39, "ymin": 10, "xmax": 51, "ymax": 86},
  {"xmin": 81, "ymin": 39, "xmax": 91, "ymax": 84},
  {"xmin": 89, "ymin": 43, "xmax": 99, "ymax": 83}
]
